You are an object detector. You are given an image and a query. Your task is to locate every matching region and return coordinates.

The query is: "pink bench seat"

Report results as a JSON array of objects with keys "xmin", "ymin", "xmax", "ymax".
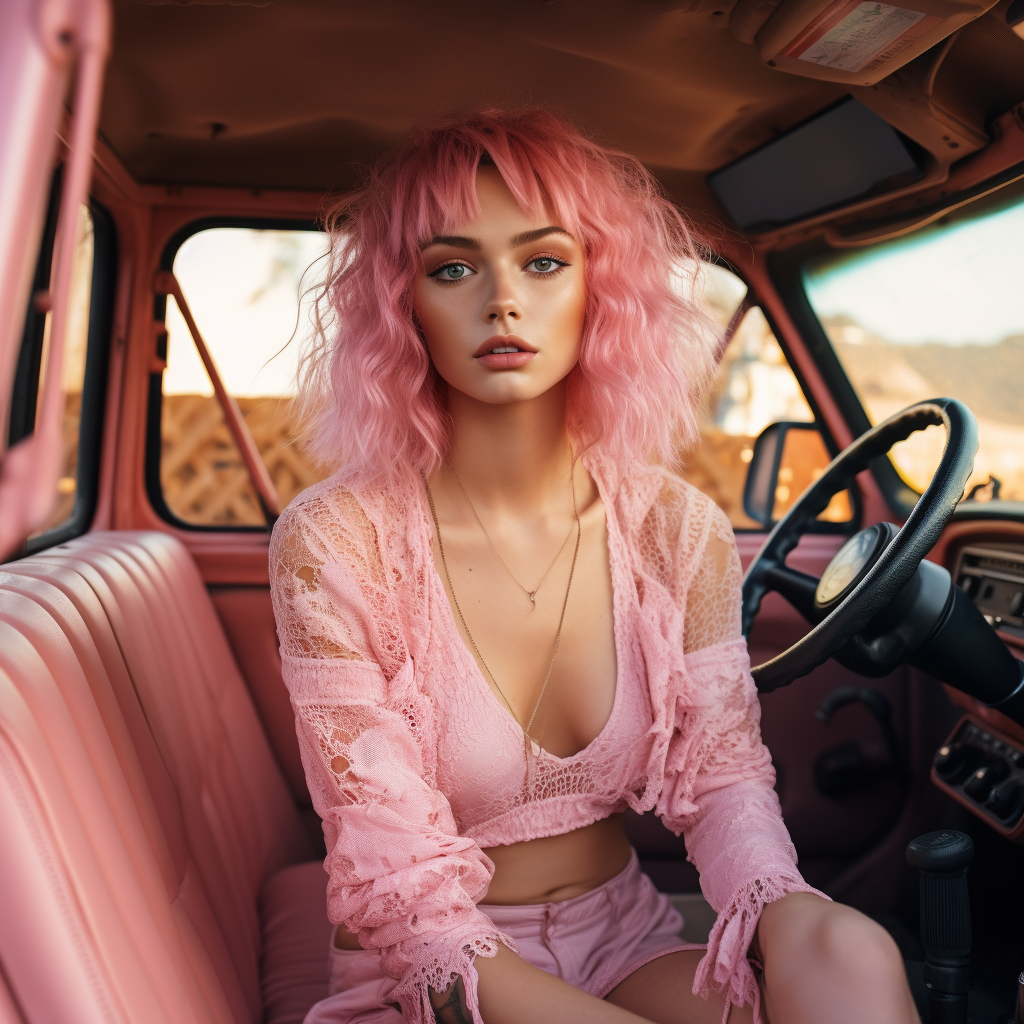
[{"xmin": 0, "ymin": 531, "xmax": 332, "ymax": 1024}]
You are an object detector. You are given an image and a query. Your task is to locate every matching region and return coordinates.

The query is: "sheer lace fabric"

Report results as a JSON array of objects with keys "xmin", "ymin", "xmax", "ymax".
[{"xmin": 270, "ymin": 452, "xmax": 823, "ymax": 1024}]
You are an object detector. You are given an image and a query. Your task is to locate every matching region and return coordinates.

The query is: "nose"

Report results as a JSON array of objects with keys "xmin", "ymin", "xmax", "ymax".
[{"xmin": 482, "ymin": 267, "xmax": 522, "ymax": 324}]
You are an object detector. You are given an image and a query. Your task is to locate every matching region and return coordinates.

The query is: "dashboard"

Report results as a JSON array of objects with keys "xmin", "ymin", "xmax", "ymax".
[{"xmin": 931, "ymin": 536, "xmax": 1024, "ymax": 840}]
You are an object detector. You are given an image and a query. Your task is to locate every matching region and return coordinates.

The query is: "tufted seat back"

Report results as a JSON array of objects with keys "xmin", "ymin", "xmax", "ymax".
[{"xmin": 0, "ymin": 531, "xmax": 329, "ymax": 1024}]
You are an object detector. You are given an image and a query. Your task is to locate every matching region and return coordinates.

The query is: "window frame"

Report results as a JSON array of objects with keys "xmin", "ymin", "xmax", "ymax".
[
  {"xmin": 707, "ymin": 258, "xmax": 861, "ymax": 534},
  {"xmin": 8, "ymin": 177, "xmax": 116, "ymax": 556},
  {"xmin": 146, "ymin": 215, "xmax": 321, "ymax": 533}
]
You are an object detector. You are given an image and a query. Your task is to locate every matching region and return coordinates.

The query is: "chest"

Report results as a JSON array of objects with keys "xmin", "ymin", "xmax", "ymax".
[{"xmin": 429, "ymin": 500, "xmax": 618, "ymax": 760}]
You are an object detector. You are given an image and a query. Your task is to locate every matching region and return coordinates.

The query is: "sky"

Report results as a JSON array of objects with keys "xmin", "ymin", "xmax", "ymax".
[
  {"xmin": 165, "ymin": 228, "xmax": 327, "ymax": 397},
  {"xmin": 803, "ymin": 196, "xmax": 1024, "ymax": 347}
]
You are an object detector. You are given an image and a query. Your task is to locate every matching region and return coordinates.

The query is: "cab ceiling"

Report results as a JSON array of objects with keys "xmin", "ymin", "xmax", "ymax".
[{"xmin": 105, "ymin": 0, "xmax": 846, "ymax": 200}]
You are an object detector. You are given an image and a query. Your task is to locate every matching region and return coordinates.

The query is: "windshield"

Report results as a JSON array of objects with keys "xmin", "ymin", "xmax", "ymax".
[{"xmin": 802, "ymin": 183, "xmax": 1024, "ymax": 503}]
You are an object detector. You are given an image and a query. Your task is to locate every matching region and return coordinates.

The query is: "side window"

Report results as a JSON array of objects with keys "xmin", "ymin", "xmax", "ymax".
[
  {"xmin": 679, "ymin": 263, "xmax": 814, "ymax": 529},
  {"xmin": 8, "ymin": 194, "xmax": 111, "ymax": 550},
  {"xmin": 156, "ymin": 226, "xmax": 328, "ymax": 527}
]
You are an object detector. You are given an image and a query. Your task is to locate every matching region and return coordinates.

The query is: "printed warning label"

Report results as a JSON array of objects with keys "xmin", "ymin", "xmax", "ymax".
[{"xmin": 782, "ymin": 1, "xmax": 939, "ymax": 74}]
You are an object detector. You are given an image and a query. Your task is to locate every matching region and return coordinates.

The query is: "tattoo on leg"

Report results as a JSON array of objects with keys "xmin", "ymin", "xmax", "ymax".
[{"xmin": 430, "ymin": 976, "xmax": 472, "ymax": 1024}]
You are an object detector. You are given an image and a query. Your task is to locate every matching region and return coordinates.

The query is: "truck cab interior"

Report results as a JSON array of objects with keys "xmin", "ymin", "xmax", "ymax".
[{"xmin": 2, "ymin": 1, "xmax": 1024, "ymax": 1022}]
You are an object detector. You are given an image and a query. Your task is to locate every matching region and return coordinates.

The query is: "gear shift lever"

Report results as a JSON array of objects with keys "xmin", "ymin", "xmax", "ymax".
[{"xmin": 906, "ymin": 831, "xmax": 974, "ymax": 1024}]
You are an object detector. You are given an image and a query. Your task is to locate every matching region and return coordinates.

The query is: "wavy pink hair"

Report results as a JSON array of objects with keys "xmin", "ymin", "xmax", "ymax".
[{"xmin": 297, "ymin": 107, "xmax": 719, "ymax": 484}]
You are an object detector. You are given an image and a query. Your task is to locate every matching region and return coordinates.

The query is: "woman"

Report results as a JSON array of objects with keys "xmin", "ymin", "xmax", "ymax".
[{"xmin": 270, "ymin": 108, "xmax": 916, "ymax": 1024}]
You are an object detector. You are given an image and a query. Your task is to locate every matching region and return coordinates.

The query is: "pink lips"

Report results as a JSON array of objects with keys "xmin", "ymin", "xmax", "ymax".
[{"xmin": 473, "ymin": 335, "xmax": 537, "ymax": 370}]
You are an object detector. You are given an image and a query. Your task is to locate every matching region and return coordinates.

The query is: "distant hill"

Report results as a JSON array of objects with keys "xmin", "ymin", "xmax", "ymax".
[{"xmin": 822, "ymin": 316, "xmax": 1022, "ymax": 425}]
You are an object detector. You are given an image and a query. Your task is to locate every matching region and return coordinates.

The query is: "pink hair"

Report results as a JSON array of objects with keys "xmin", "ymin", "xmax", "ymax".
[{"xmin": 297, "ymin": 107, "xmax": 719, "ymax": 484}]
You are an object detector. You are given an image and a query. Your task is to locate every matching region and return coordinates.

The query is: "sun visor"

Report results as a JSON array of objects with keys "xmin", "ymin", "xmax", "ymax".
[
  {"xmin": 707, "ymin": 98, "xmax": 925, "ymax": 232},
  {"xmin": 730, "ymin": 0, "xmax": 998, "ymax": 85}
]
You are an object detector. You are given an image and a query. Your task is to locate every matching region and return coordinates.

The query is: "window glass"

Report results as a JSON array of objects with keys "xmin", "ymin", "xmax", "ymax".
[
  {"xmin": 679, "ymin": 263, "xmax": 814, "ymax": 528},
  {"xmin": 32, "ymin": 204, "xmax": 94, "ymax": 536},
  {"xmin": 802, "ymin": 185, "xmax": 1024, "ymax": 503},
  {"xmin": 161, "ymin": 227, "xmax": 328, "ymax": 526}
]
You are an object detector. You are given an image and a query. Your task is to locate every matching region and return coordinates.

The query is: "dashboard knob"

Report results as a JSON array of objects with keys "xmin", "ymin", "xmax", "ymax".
[
  {"xmin": 988, "ymin": 780, "xmax": 1024, "ymax": 823},
  {"xmin": 934, "ymin": 744, "xmax": 981, "ymax": 785},
  {"xmin": 964, "ymin": 766, "xmax": 998, "ymax": 803}
]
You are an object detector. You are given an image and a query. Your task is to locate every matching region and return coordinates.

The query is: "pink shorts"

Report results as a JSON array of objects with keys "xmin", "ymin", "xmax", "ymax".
[{"xmin": 307, "ymin": 850, "xmax": 701, "ymax": 1023}]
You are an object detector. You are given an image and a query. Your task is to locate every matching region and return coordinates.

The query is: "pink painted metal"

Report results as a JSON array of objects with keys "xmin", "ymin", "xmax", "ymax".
[
  {"xmin": 0, "ymin": 0, "xmax": 111, "ymax": 560},
  {"xmin": 0, "ymin": 0, "xmax": 70, "ymax": 426},
  {"xmin": 153, "ymin": 270, "xmax": 283, "ymax": 522},
  {"xmin": 0, "ymin": 973, "xmax": 25, "ymax": 1024}
]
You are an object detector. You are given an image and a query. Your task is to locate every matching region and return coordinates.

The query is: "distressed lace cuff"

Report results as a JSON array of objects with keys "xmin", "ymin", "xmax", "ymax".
[
  {"xmin": 693, "ymin": 874, "xmax": 829, "ymax": 1024},
  {"xmin": 388, "ymin": 923, "xmax": 517, "ymax": 1024}
]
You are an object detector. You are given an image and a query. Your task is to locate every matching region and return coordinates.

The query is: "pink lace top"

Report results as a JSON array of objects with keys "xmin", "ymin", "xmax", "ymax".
[{"xmin": 269, "ymin": 452, "xmax": 822, "ymax": 1024}]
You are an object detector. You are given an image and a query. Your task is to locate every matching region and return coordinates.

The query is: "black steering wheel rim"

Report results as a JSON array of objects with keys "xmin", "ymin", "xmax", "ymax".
[{"xmin": 742, "ymin": 398, "xmax": 978, "ymax": 693}]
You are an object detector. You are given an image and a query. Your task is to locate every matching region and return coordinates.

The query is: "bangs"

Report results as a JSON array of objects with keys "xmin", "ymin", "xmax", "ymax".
[{"xmin": 394, "ymin": 113, "xmax": 582, "ymax": 257}]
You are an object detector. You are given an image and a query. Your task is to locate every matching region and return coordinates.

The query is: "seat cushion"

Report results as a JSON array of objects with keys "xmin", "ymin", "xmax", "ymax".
[{"xmin": 260, "ymin": 860, "xmax": 335, "ymax": 1024}]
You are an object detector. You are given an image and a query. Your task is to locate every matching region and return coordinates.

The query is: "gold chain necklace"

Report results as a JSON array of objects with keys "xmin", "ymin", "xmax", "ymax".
[
  {"xmin": 450, "ymin": 468, "xmax": 576, "ymax": 605},
  {"xmin": 425, "ymin": 473, "xmax": 581, "ymax": 745}
]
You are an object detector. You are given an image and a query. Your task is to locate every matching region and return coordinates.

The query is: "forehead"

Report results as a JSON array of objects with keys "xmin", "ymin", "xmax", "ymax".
[{"xmin": 451, "ymin": 166, "xmax": 558, "ymax": 236}]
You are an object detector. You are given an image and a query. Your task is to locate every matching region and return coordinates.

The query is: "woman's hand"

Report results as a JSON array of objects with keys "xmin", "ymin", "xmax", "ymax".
[
  {"xmin": 429, "ymin": 976, "xmax": 473, "ymax": 1024},
  {"xmin": 754, "ymin": 892, "xmax": 918, "ymax": 1024}
]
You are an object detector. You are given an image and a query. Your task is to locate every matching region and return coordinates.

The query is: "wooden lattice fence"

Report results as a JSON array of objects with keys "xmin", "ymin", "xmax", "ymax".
[
  {"xmin": 161, "ymin": 394, "xmax": 323, "ymax": 526},
  {"xmin": 159, "ymin": 395, "xmax": 766, "ymax": 529}
]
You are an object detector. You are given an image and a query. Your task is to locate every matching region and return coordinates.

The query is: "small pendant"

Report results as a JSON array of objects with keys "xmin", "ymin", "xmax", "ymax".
[{"xmin": 529, "ymin": 591, "xmax": 536, "ymax": 604}]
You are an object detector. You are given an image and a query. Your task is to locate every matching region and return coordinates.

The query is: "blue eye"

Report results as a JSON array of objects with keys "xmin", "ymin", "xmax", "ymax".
[{"xmin": 430, "ymin": 262, "xmax": 475, "ymax": 281}]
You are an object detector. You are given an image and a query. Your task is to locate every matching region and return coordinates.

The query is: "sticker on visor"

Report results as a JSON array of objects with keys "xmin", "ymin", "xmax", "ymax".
[{"xmin": 782, "ymin": 1, "xmax": 940, "ymax": 74}]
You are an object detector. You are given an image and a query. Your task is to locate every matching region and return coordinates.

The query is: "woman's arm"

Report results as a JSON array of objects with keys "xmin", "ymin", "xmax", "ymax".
[
  {"xmin": 656, "ymin": 500, "xmax": 825, "ymax": 1018},
  {"xmin": 271, "ymin": 498, "xmax": 507, "ymax": 1024}
]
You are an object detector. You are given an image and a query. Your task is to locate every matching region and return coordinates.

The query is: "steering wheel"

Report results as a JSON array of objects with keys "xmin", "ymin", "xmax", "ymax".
[{"xmin": 742, "ymin": 398, "xmax": 978, "ymax": 694}]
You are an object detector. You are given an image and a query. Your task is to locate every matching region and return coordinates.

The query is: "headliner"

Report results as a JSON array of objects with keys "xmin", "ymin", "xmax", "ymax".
[{"xmin": 104, "ymin": 0, "xmax": 847, "ymax": 199}]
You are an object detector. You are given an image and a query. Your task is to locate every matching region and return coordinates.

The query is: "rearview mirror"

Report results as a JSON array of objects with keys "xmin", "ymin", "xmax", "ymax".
[{"xmin": 743, "ymin": 421, "xmax": 855, "ymax": 528}]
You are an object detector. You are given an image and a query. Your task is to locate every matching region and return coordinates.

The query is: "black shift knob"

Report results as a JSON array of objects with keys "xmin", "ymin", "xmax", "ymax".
[
  {"xmin": 907, "ymin": 830, "xmax": 974, "ymax": 1024},
  {"xmin": 907, "ymin": 830, "xmax": 974, "ymax": 873}
]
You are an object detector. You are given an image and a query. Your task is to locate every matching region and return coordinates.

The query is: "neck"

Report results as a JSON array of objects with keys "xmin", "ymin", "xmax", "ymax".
[{"xmin": 445, "ymin": 383, "xmax": 575, "ymax": 514}]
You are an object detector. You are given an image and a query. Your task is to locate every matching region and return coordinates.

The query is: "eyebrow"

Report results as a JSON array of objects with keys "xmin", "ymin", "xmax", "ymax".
[
  {"xmin": 420, "ymin": 226, "xmax": 572, "ymax": 251},
  {"xmin": 421, "ymin": 234, "xmax": 481, "ymax": 251},
  {"xmin": 510, "ymin": 226, "xmax": 573, "ymax": 246}
]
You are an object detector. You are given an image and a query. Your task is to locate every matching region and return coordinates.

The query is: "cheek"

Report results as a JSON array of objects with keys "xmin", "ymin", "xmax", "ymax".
[
  {"xmin": 413, "ymin": 284, "xmax": 449, "ymax": 347},
  {"xmin": 552, "ymin": 270, "xmax": 587, "ymax": 353},
  {"xmin": 413, "ymin": 283, "xmax": 467, "ymax": 381}
]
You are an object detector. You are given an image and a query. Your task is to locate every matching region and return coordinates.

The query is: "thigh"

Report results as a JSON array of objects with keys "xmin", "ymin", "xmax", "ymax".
[{"xmin": 604, "ymin": 949, "xmax": 755, "ymax": 1024}]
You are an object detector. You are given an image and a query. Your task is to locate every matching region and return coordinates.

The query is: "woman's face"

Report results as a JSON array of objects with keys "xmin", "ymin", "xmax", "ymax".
[{"xmin": 413, "ymin": 166, "xmax": 586, "ymax": 406}]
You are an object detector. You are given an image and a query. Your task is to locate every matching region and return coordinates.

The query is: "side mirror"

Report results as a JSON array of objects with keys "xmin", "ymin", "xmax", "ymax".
[{"xmin": 743, "ymin": 421, "xmax": 855, "ymax": 528}]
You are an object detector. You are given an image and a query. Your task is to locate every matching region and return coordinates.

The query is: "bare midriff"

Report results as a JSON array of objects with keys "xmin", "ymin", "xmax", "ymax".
[{"xmin": 332, "ymin": 814, "xmax": 631, "ymax": 950}]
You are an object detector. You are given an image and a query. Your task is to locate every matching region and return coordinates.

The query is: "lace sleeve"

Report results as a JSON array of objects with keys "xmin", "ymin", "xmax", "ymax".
[
  {"xmin": 656, "ymin": 499, "xmax": 825, "ymax": 1024},
  {"xmin": 270, "ymin": 490, "xmax": 514, "ymax": 1024}
]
